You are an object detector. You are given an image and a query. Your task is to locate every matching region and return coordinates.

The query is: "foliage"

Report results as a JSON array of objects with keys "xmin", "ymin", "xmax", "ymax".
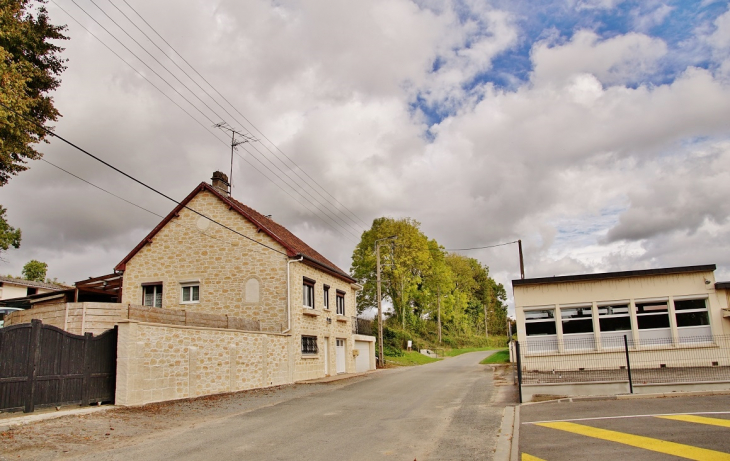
[
  {"xmin": 480, "ymin": 350, "xmax": 511, "ymax": 364},
  {"xmin": 0, "ymin": 0, "xmax": 67, "ymax": 185},
  {"xmin": 352, "ymin": 216, "xmax": 510, "ymax": 351},
  {"xmin": 22, "ymin": 259, "xmax": 46, "ymax": 281},
  {"xmin": 0, "ymin": 205, "xmax": 21, "ymax": 258},
  {"xmin": 384, "ymin": 351, "xmax": 441, "ymax": 366}
]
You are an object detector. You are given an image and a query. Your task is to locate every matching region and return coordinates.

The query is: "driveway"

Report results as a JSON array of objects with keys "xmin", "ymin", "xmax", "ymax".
[
  {"xmin": 520, "ymin": 394, "xmax": 730, "ymax": 460},
  {"xmin": 0, "ymin": 351, "xmax": 514, "ymax": 460}
]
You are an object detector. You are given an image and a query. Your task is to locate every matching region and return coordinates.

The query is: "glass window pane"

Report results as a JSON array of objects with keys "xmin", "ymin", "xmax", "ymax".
[
  {"xmin": 526, "ymin": 321, "xmax": 556, "ymax": 336},
  {"xmin": 637, "ymin": 313, "xmax": 670, "ymax": 329},
  {"xmin": 598, "ymin": 305, "xmax": 629, "ymax": 316},
  {"xmin": 636, "ymin": 302, "xmax": 667, "ymax": 313},
  {"xmin": 525, "ymin": 309, "xmax": 554, "ymax": 320},
  {"xmin": 674, "ymin": 299, "xmax": 707, "ymax": 311},
  {"xmin": 676, "ymin": 311, "xmax": 710, "ymax": 327},
  {"xmin": 561, "ymin": 308, "xmax": 592, "ymax": 319},
  {"xmin": 599, "ymin": 316, "xmax": 631, "ymax": 332},
  {"xmin": 192, "ymin": 286, "xmax": 199, "ymax": 301},
  {"xmin": 182, "ymin": 287, "xmax": 190, "ymax": 302},
  {"xmin": 562, "ymin": 318, "xmax": 593, "ymax": 334},
  {"xmin": 144, "ymin": 287, "xmax": 153, "ymax": 306},
  {"xmin": 155, "ymin": 290, "xmax": 162, "ymax": 308}
]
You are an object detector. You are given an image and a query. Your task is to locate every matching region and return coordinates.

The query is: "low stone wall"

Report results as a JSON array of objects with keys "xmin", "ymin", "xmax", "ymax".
[
  {"xmin": 115, "ymin": 321, "xmax": 292, "ymax": 406},
  {"xmin": 4, "ymin": 303, "xmax": 260, "ymax": 335}
]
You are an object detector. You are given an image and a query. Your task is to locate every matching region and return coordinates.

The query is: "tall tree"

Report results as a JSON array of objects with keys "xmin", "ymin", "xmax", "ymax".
[
  {"xmin": 22, "ymin": 259, "xmax": 47, "ymax": 281},
  {"xmin": 0, "ymin": 0, "xmax": 67, "ymax": 185},
  {"xmin": 0, "ymin": 205, "xmax": 21, "ymax": 259}
]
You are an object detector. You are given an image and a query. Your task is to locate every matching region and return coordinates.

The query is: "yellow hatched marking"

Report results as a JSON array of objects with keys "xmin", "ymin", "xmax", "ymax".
[
  {"xmin": 657, "ymin": 414, "xmax": 730, "ymax": 428},
  {"xmin": 522, "ymin": 454, "xmax": 547, "ymax": 461},
  {"xmin": 536, "ymin": 421, "xmax": 730, "ymax": 460}
]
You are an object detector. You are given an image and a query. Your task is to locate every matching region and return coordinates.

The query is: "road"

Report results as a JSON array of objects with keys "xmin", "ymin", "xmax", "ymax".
[
  {"xmin": 520, "ymin": 394, "xmax": 730, "ymax": 460},
  {"xmin": 0, "ymin": 351, "xmax": 514, "ymax": 460}
]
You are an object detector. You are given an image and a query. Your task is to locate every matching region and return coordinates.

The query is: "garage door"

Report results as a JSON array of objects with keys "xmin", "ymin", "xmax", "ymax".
[{"xmin": 354, "ymin": 341, "xmax": 370, "ymax": 373}]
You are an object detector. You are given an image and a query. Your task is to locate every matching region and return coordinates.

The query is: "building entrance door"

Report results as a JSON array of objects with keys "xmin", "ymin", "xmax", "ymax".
[{"xmin": 336, "ymin": 339, "xmax": 346, "ymax": 374}]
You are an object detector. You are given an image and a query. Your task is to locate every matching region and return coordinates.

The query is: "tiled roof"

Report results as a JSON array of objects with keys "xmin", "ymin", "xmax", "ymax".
[
  {"xmin": 0, "ymin": 276, "xmax": 68, "ymax": 291},
  {"xmin": 115, "ymin": 182, "xmax": 354, "ymax": 282}
]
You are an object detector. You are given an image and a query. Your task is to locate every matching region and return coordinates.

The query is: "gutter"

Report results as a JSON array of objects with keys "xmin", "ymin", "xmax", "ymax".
[{"xmin": 284, "ymin": 255, "xmax": 304, "ymax": 334}]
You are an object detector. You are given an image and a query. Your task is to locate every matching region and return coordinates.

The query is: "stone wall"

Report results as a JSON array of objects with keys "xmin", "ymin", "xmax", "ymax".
[
  {"xmin": 115, "ymin": 321, "xmax": 291, "ymax": 406},
  {"xmin": 121, "ymin": 189, "xmax": 289, "ymax": 332}
]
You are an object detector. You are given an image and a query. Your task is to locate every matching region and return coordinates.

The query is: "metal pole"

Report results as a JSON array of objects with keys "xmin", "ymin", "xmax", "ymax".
[
  {"xmin": 624, "ymin": 334, "xmax": 633, "ymax": 394},
  {"xmin": 376, "ymin": 241, "xmax": 383, "ymax": 368},
  {"xmin": 516, "ymin": 340, "xmax": 523, "ymax": 404},
  {"xmin": 518, "ymin": 239, "xmax": 525, "ymax": 279},
  {"xmin": 437, "ymin": 285, "xmax": 442, "ymax": 344}
]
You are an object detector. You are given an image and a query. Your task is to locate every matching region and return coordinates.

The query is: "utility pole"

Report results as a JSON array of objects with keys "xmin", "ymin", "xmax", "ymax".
[
  {"xmin": 437, "ymin": 285, "xmax": 442, "ymax": 344},
  {"xmin": 518, "ymin": 239, "xmax": 525, "ymax": 279},
  {"xmin": 375, "ymin": 235, "xmax": 397, "ymax": 368},
  {"xmin": 213, "ymin": 122, "xmax": 257, "ymax": 194}
]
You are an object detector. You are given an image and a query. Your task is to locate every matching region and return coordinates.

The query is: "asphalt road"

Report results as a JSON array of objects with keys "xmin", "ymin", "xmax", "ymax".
[
  {"xmin": 520, "ymin": 394, "xmax": 730, "ymax": 460},
  {"xmin": 51, "ymin": 351, "xmax": 509, "ymax": 461}
]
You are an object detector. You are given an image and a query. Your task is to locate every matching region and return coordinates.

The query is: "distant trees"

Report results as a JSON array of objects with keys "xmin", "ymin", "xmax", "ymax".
[
  {"xmin": 351, "ymin": 217, "xmax": 509, "ymax": 342},
  {"xmin": 22, "ymin": 259, "xmax": 47, "ymax": 282}
]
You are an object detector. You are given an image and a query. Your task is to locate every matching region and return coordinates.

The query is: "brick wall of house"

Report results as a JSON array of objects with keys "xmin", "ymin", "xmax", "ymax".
[
  {"xmin": 115, "ymin": 321, "xmax": 291, "ymax": 406},
  {"xmin": 121, "ymin": 190, "xmax": 289, "ymax": 332}
]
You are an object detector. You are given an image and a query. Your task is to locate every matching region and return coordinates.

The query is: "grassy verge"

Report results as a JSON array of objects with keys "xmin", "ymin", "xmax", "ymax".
[
  {"xmin": 443, "ymin": 347, "xmax": 497, "ymax": 357},
  {"xmin": 385, "ymin": 351, "xmax": 442, "ymax": 366},
  {"xmin": 479, "ymin": 350, "xmax": 510, "ymax": 364}
]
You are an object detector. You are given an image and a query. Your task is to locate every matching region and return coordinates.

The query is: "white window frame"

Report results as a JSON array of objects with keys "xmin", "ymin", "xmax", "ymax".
[
  {"xmin": 524, "ymin": 307, "xmax": 557, "ymax": 337},
  {"xmin": 142, "ymin": 283, "xmax": 163, "ymax": 308},
  {"xmin": 635, "ymin": 299, "xmax": 670, "ymax": 330},
  {"xmin": 303, "ymin": 278, "xmax": 315, "ymax": 309},
  {"xmin": 336, "ymin": 290, "xmax": 345, "ymax": 316},
  {"xmin": 323, "ymin": 285, "xmax": 330, "ymax": 310},
  {"xmin": 180, "ymin": 282, "xmax": 200, "ymax": 304}
]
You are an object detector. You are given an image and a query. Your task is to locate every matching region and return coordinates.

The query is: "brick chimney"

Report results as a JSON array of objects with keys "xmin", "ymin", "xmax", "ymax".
[{"xmin": 211, "ymin": 171, "xmax": 230, "ymax": 196}]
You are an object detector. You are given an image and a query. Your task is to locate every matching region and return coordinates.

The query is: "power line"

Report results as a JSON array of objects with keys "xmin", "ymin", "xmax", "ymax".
[
  {"xmin": 446, "ymin": 241, "xmax": 519, "ymax": 252},
  {"xmin": 116, "ymin": 0, "xmax": 369, "ymax": 230},
  {"xmin": 51, "ymin": 1, "xmax": 360, "ymax": 242},
  {"xmin": 1, "ymin": 100, "xmax": 288, "ymax": 256}
]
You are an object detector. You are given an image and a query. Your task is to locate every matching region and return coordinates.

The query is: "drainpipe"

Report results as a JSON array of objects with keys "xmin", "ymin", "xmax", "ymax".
[{"xmin": 284, "ymin": 256, "xmax": 304, "ymax": 334}]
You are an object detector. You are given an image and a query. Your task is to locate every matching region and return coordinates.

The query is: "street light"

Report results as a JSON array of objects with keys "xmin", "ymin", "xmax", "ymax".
[{"xmin": 375, "ymin": 235, "xmax": 397, "ymax": 367}]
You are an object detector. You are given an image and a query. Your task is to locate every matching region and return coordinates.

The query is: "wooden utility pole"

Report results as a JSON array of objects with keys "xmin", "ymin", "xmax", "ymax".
[
  {"xmin": 375, "ymin": 236, "xmax": 397, "ymax": 368},
  {"xmin": 518, "ymin": 239, "xmax": 525, "ymax": 279}
]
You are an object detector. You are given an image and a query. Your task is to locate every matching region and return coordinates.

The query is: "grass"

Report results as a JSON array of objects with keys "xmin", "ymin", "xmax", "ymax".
[
  {"xmin": 385, "ymin": 351, "xmax": 442, "ymax": 366},
  {"xmin": 443, "ymin": 347, "xmax": 498, "ymax": 357},
  {"xmin": 479, "ymin": 350, "xmax": 510, "ymax": 364}
]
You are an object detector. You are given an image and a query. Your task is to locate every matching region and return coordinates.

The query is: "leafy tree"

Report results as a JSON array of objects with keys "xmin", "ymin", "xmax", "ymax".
[
  {"xmin": 0, "ymin": 205, "xmax": 21, "ymax": 258},
  {"xmin": 22, "ymin": 259, "xmax": 47, "ymax": 281},
  {"xmin": 0, "ymin": 0, "xmax": 67, "ymax": 186}
]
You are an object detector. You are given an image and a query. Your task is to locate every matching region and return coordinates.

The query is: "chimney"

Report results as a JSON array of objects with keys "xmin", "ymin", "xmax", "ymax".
[{"xmin": 211, "ymin": 171, "xmax": 230, "ymax": 196}]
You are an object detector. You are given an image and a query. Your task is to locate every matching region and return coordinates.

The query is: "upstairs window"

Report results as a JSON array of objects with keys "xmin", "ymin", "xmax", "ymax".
[
  {"xmin": 674, "ymin": 298, "xmax": 709, "ymax": 328},
  {"xmin": 524, "ymin": 309, "xmax": 556, "ymax": 336},
  {"xmin": 636, "ymin": 300, "xmax": 670, "ymax": 330},
  {"xmin": 323, "ymin": 285, "xmax": 330, "ymax": 309},
  {"xmin": 143, "ymin": 283, "xmax": 163, "ymax": 308},
  {"xmin": 301, "ymin": 335, "xmax": 318, "ymax": 355},
  {"xmin": 561, "ymin": 307, "xmax": 593, "ymax": 334},
  {"xmin": 598, "ymin": 303, "xmax": 631, "ymax": 332},
  {"xmin": 336, "ymin": 290, "xmax": 345, "ymax": 316},
  {"xmin": 181, "ymin": 283, "xmax": 200, "ymax": 304},
  {"xmin": 303, "ymin": 278, "xmax": 315, "ymax": 309}
]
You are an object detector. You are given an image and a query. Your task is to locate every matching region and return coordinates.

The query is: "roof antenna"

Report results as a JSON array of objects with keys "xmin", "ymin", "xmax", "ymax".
[{"xmin": 213, "ymin": 122, "xmax": 257, "ymax": 195}]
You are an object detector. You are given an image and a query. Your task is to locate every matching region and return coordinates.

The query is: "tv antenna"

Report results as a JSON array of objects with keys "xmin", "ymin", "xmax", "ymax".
[{"xmin": 213, "ymin": 122, "xmax": 257, "ymax": 193}]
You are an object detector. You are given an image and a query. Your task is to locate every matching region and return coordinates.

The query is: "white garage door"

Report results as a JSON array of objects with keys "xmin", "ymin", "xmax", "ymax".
[{"xmin": 354, "ymin": 341, "xmax": 370, "ymax": 373}]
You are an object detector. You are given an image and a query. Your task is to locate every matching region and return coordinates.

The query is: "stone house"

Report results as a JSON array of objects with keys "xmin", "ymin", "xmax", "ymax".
[{"xmin": 113, "ymin": 171, "xmax": 375, "ymax": 384}]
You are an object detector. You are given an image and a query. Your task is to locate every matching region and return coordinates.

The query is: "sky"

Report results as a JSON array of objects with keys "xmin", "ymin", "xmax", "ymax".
[{"xmin": 2, "ymin": 0, "xmax": 730, "ymax": 314}]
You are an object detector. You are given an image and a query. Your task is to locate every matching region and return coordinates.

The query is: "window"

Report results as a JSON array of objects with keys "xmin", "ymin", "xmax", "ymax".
[
  {"xmin": 674, "ymin": 298, "xmax": 709, "ymax": 328},
  {"xmin": 323, "ymin": 285, "xmax": 330, "ymax": 309},
  {"xmin": 303, "ymin": 278, "xmax": 315, "ymax": 308},
  {"xmin": 598, "ymin": 304, "xmax": 631, "ymax": 332},
  {"xmin": 636, "ymin": 300, "xmax": 670, "ymax": 330},
  {"xmin": 180, "ymin": 283, "xmax": 200, "ymax": 304},
  {"xmin": 301, "ymin": 335, "xmax": 318, "ymax": 354},
  {"xmin": 524, "ymin": 309, "xmax": 556, "ymax": 336},
  {"xmin": 27, "ymin": 287, "xmax": 38, "ymax": 296},
  {"xmin": 143, "ymin": 284, "xmax": 163, "ymax": 307},
  {"xmin": 561, "ymin": 307, "xmax": 593, "ymax": 334},
  {"xmin": 336, "ymin": 290, "xmax": 345, "ymax": 315}
]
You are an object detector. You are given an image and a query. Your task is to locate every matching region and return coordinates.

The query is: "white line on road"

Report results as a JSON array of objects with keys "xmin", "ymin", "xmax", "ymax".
[{"xmin": 524, "ymin": 411, "xmax": 730, "ymax": 425}]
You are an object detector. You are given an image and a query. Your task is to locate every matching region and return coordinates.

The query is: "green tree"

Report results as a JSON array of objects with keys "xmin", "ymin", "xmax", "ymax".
[
  {"xmin": 0, "ymin": 0, "xmax": 67, "ymax": 185},
  {"xmin": 22, "ymin": 259, "xmax": 47, "ymax": 281},
  {"xmin": 0, "ymin": 205, "xmax": 21, "ymax": 258}
]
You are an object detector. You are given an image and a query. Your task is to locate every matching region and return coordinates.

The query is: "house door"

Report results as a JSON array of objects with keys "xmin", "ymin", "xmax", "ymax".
[
  {"xmin": 324, "ymin": 337, "xmax": 330, "ymax": 376},
  {"xmin": 336, "ymin": 339, "xmax": 346, "ymax": 374}
]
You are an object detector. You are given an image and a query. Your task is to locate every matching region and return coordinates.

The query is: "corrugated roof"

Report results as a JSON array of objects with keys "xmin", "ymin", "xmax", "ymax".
[
  {"xmin": 115, "ymin": 182, "xmax": 354, "ymax": 282},
  {"xmin": 0, "ymin": 276, "xmax": 68, "ymax": 291}
]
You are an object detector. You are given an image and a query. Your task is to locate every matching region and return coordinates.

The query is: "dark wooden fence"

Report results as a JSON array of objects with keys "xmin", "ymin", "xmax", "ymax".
[{"xmin": 0, "ymin": 320, "xmax": 117, "ymax": 413}]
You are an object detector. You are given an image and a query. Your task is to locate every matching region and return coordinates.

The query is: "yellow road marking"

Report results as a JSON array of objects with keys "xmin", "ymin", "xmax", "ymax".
[
  {"xmin": 657, "ymin": 414, "xmax": 730, "ymax": 428},
  {"xmin": 522, "ymin": 454, "xmax": 547, "ymax": 461},
  {"xmin": 536, "ymin": 421, "xmax": 730, "ymax": 460}
]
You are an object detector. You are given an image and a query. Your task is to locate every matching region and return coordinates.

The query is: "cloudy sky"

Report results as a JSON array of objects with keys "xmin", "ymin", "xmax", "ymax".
[{"xmin": 2, "ymin": 0, "xmax": 730, "ymax": 311}]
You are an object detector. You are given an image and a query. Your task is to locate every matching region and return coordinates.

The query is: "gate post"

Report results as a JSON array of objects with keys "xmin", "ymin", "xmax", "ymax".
[
  {"xmin": 24, "ymin": 320, "xmax": 43, "ymax": 413},
  {"xmin": 81, "ymin": 332, "xmax": 93, "ymax": 406},
  {"xmin": 516, "ymin": 340, "xmax": 523, "ymax": 404}
]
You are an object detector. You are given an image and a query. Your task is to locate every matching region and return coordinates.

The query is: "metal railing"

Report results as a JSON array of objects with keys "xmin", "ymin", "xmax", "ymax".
[
  {"xmin": 352, "ymin": 317, "xmax": 373, "ymax": 335},
  {"xmin": 515, "ymin": 334, "xmax": 730, "ymax": 402}
]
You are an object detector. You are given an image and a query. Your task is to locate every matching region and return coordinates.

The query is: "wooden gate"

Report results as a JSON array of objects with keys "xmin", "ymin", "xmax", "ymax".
[{"xmin": 0, "ymin": 319, "xmax": 117, "ymax": 413}]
